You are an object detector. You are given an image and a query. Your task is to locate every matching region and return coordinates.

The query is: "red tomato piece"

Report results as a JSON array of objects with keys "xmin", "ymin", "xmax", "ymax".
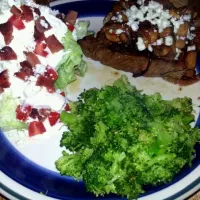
[
  {"xmin": 64, "ymin": 103, "xmax": 70, "ymax": 112},
  {"xmin": 28, "ymin": 121, "xmax": 46, "ymax": 137},
  {"xmin": 60, "ymin": 91, "xmax": 65, "ymax": 97},
  {"xmin": 16, "ymin": 104, "xmax": 32, "ymax": 121},
  {"xmin": 48, "ymin": 111, "xmax": 60, "ymax": 126},
  {"xmin": 8, "ymin": 15, "xmax": 25, "ymax": 30},
  {"xmin": 66, "ymin": 23, "xmax": 75, "ymax": 32},
  {"xmin": 45, "ymin": 66, "xmax": 58, "ymax": 81},
  {"xmin": 36, "ymin": 75, "xmax": 55, "ymax": 93}
]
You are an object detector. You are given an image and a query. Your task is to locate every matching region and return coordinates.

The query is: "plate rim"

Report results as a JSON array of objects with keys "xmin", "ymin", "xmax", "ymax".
[{"xmin": 1, "ymin": 0, "xmax": 200, "ymax": 200}]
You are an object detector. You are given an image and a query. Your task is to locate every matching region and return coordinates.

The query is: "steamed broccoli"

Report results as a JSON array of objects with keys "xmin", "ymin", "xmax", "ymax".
[{"xmin": 56, "ymin": 75, "xmax": 200, "ymax": 199}]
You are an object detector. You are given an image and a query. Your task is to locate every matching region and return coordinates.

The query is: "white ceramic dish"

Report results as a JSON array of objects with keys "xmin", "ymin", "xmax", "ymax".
[{"xmin": 0, "ymin": 1, "xmax": 200, "ymax": 200}]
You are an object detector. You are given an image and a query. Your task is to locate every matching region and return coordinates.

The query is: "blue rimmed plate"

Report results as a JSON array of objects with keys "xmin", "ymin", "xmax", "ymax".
[{"xmin": 0, "ymin": 0, "xmax": 200, "ymax": 200}]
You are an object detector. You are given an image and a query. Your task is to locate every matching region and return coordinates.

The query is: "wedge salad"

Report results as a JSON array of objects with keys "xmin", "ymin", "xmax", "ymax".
[{"xmin": 0, "ymin": 0, "xmax": 89, "ymax": 142}]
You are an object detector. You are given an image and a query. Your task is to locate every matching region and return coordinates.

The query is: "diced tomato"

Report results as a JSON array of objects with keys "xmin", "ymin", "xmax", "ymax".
[
  {"xmin": 48, "ymin": 111, "xmax": 60, "ymax": 126},
  {"xmin": 8, "ymin": 15, "xmax": 25, "ymax": 30},
  {"xmin": 36, "ymin": 75, "xmax": 55, "ymax": 93},
  {"xmin": 28, "ymin": 121, "xmax": 46, "ymax": 137},
  {"xmin": 34, "ymin": 42, "xmax": 48, "ymax": 57},
  {"xmin": 44, "ymin": 66, "xmax": 58, "ymax": 81},
  {"xmin": 64, "ymin": 103, "xmax": 70, "ymax": 112},
  {"xmin": 16, "ymin": 104, "xmax": 32, "ymax": 121},
  {"xmin": 66, "ymin": 23, "xmax": 75, "ymax": 32},
  {"xmin": 60, "ymin": 91, "xmax": 65, "ymax": 97}
]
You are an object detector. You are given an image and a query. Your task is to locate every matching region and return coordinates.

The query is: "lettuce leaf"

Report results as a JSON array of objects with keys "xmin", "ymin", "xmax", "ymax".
[
  {"xmin": 55, "ymin": 31, "xmax": 87, "ymax": 90},
  {"xmin": 0, "ymin": 92, "xmax": 27, "ymax": 131}
]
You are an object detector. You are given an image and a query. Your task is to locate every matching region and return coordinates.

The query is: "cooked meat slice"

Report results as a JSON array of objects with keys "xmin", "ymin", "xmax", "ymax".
[
  {"xmin": 78, "ymin": 35, "xmax": 149, "ymax": 76},
  {"xmin": 144, "ymin": 59, "xmax": 185, "ymax": 77}
]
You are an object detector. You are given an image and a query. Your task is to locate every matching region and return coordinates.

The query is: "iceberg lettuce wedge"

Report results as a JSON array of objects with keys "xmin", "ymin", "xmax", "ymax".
[
  {"xmin": 55, "ymin": 31, "xmax": 87, "ymax": 90},
  {"xmin": 0, "ymin": 92, "xmax": 27, "ymax": 131}
]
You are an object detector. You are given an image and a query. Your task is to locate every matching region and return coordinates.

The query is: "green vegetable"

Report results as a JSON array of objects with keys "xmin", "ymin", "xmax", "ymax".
[
  {"xmin": 56, "ymin": 75, "xmax": 200, "ymax": 199},
  {"xmin": 75, "ymin": 20, "xmax": 90, "ymax": 40},
  {"xmin": 0, "ymin": 92, "xmax": 27, "ymax": 131},
  {"xmin": 55, "ymin": 31, "xmax": 87, "ymax": 90}
]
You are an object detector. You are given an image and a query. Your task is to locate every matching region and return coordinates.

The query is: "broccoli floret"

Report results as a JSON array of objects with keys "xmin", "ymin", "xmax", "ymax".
[
  {"xmin": 56, "ymin": 75, "xmax": 200, "ymax": 199},
  {"xmin": 56, "ymin": 148, "xmax": 93, "ymax": 180}
]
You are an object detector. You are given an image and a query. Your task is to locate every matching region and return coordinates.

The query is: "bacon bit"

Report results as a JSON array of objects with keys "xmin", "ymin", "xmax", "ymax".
[
  {"xmin": 56, "ymin": 13, "xmax": 65, "ymax": 22},
  {"xmin": 21, "ymin": 5, "xmax": 33, "ymax": 22},
  {"xmin": 0, "ymin": 70, "xmax": 11, "ymax": 90},
  {"xmin": 29, "ymin": 107, "xmax": 51, "ymax": 122},
  {"xmin": 64, "ymin": 10, "xmax": 78, "ymax": 25},
  {"xmin": 14, "ymin": 71, "xmax": 29, "ymax": 81},
  {"xmin": 24, "ymin": 52, "xmax": 41, "ymax": 67},
  {"xmin": 34, "ymin": 25, "xmax": 45, "ymax": 42},
  {"xmin": 29, "ymin": 108, "xmax": 39, "ymax": 119},
  {"xmin": 0, "ymin": 46, "xmax": 17, "ymax": 61},
  {"xmin": 45, "ymin": 35, "xmax": 64, "ymax": 53},
  {"xmin": 66, "ymin": 23, "xmax": 75, "ymax": 32},
  {"xmin": 0, "ymin": 21, "xmax": 13, "ymax": 45},
  {"xmin": 36, "ymin": 75, "xmax": 55, "ymax": 93},
  {"xmin": 14, "ymin": 61, "xmax": 34, "ymax": 81},
  {"xmin": 35, "ymin": 16, "xmax": 51, "ymax": 33},
  {"xmin": 8, "ymin": 15, "xmax": 25, "ymax": 30},
  {"xmin": 10, "ymin": 5, "xmax": 22, "ymax": 17},
  {"xmin": 34, "ymin": 42, "xmax": 48, "ymax": 57},
  {"xmin": 38, "ymin": 108, "xmax": 51, "ymax": 121},
  {"xmin": 34, "ymin": 7, "xmax": 41, "ymax": 16},
  {"xmin": 0, "ymin": 87, "xmax": 4, "ymax": 93}
]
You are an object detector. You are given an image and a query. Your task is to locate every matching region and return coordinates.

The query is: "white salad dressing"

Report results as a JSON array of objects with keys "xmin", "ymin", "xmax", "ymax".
[{"xmin": 0, "ymin": 0, "xmax": 82, "ymax": 145}]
